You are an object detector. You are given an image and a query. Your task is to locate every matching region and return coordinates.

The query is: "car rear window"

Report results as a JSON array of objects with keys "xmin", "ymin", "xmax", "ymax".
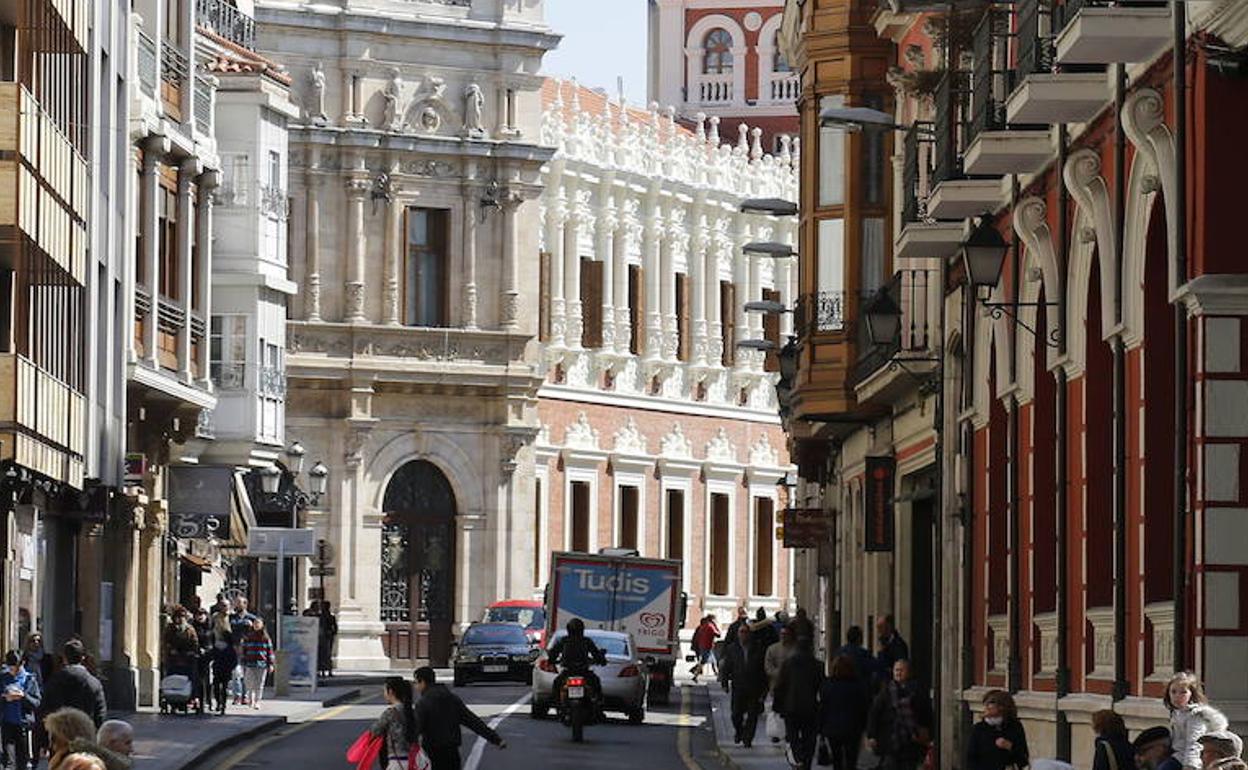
[
  {"xmin": 484, "ymin": 606, "xmax": 546, "ymax": 630},
  {"xmin": 462, "ymin": 624, "xmax": 528, "ymax": 645},
  {"xmin": 547, "ymin": 632, "xmax": 630, "ymax": 657}
]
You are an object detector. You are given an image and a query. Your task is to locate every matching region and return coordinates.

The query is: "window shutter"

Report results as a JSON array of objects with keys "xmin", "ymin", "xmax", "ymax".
[
  {"xmin": 711, "ymin": 493, "xmax": 730, "ymax": 596},
  {"xmin": 581, "ymin": 257, "xmax": 604, "ymax": 348},
  {"xmin": 676, "ymin": 273, "xmax": 691, "ymax": 361},
  {"xmin": 629, "ymin": 264, "xmax": 644, "ymax": 355},
  {"xmin": 721, "ymin": 281, "xmax": 736, "ymax": 367},
  {"xmin": 538, "ymin": 251, "xmax": 551, "ymax": 342},
  {"xmin": 763, "ymin": 288, "xmax": 781, "ymax": 371}
]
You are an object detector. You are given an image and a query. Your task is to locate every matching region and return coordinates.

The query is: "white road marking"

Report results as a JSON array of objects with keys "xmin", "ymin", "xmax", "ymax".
[{"xmin": 462, "ymin": 691, "xmax": 531, "ymax": 770}]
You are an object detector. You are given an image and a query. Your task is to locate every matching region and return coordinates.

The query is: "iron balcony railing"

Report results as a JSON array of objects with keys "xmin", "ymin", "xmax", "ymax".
[
  {"xmin": 796, "ymin": 291, "xmax": 846, "ymax": 337},
  {"xmin": 137, "ymin": 30, "xmax": 158, "ymax": 97},
  {"xmin": 196, "ymin": 0, "xmax": 256, "ymax": 50},
  {"xmin": 968, "ymin": 5, "xmax": 1014, "ymax": 146},
  {"xmin": 193, "ymin": 76, "xmax": 213, "ymax": 134},
  {"xmin": 161, "ymin": 41, "xmax": 188, "ymax": 89},
  {"xmin": 903, "ymin": 122, "xmax": 935, "ymax": 225},
  {"xmin": 933, "ymin": 71, "xmax": 970, "ymax": 185},
  {"xmin": 1016, "ymin": 0, "xmax": 1055, "ymax": 78}
]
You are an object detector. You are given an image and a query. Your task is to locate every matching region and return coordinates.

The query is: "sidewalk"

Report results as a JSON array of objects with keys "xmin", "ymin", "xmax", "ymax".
[
  {"xmin": 128, "ymin": 683, "xmax": 362, "ymax": 770},
  {"xmin": 705, "ymin": 682, "xmax": 790, "ymax": 770}
]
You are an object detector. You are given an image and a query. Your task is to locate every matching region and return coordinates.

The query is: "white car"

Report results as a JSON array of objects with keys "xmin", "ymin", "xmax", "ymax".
[{"xmin": 530, "ymin": 629, "xmax": 648, "ymax": 724}]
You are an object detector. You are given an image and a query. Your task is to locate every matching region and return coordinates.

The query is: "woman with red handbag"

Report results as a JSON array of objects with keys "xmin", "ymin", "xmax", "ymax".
[{"xmin": 369, "ymin": 677, "xmax": 418, "ymax": 770}]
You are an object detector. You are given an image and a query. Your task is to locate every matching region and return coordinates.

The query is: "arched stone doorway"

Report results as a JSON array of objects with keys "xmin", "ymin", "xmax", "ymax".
[{"xmin": 379, "ymin": 460, "xmax": 457, "ymax": 667}]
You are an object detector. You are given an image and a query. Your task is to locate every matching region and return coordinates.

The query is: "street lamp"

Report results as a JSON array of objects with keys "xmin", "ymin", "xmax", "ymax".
[
  {"xmin": 736, "ymin": 338, "xmax": 777, "ymax": 352},
  {"xmin": 863, "ymin": 288, "xmax": 903, "ymax": 347},
  {"xmin": 744, "ymin": 299, "xmax": 790, "ymax": 315},
  {"xmin": 961, "ymin": 215, "xmax": 1010, "ymax": 291},
  {"xmin": 259, "ymin": 464, "xmax": 282, "ymax": 494},
  {"xmin": 743, "ymin": 241, "xmax": 797, "ymax": 259},
  {"xmin": 285, "ymin": 441, "xmax": 306, "ymax": 475},
  {"xmin": 819, "ymin": 105, "xmax": 906, "ymax": 133},
  {"xmin": 308, "ymin": 461, "xmax": 329, "ymax": 507},
  {"xmin": 739, "ymin": 198, "xmax": 798, "ymax": 217}
]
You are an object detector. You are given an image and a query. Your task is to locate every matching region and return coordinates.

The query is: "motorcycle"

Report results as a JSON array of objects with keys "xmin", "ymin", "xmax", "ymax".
[{"xmin": 556, "ymin": 668, "xmax": 602, "ymax": 743}]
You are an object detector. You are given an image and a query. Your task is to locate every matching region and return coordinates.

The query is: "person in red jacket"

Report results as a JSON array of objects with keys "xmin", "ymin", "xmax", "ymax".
[{"xmin": 691, "ymin": 615, "xmax": 720, "ymax": 682}]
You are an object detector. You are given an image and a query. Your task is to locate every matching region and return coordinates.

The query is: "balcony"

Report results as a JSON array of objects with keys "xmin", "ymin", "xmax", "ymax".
[
  {"xmin": 697, "ymin": 74, "xmax": 734, "ymax": 106},
  {"xmin": 196, "ymin": 0, "xmax": 257, "ymax": 50},
  {"xmin": 963, "ymin": 6, "xmax": 1052, "ymax": 176},
  {"xmin": 766, "ymin": 72, "xmax": 800, "ymax": 104},
  {"xmin": 1005, "ymin": 0, "xmax": 1111, "ymax": 125},
  {"xmin": 0, "ymin": 354, "xmax": 86, "ymax": 488},
  {"xmin": 137, "ymin": 30, "xmax": 158, "ymax": 98},
  {"xmin": 897, "ymin": 122, "xmax": 967, "ymax": 261},
  {"xmin": 796, "ymin": 291, "xmax": 845, "ymax": 336},
  {"xmin": 161, "ymin": 40, "xmax": 189, "ymax": 121},
  {"xmin": 193, "ymin": 76, "xmax": 214, "ymax": 136},
  {"xmin": 853, "ymin": 271, "xmax": 939, "ymax": 405},
  {"xmin": 927, "ymin": 72, "xmax": 1007, "ymax": 220},
  {"xmin": 1055, "ymin": 0, "xmax": 1170, "ymax": 65}
]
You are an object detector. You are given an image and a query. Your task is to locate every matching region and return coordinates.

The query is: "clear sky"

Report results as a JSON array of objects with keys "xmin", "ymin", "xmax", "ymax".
[{"xmin": 542, "ymin": 0, "xmax": 650, "ymax": 106}]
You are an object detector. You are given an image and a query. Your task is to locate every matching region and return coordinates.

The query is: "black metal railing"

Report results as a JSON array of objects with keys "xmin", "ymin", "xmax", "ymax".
[
  {"xmin": 161, "ymin": 42, "xmax": 188, "ymax": 88},
  {"xmin": 1016, "ymin": 0, "xmax": 1055, "ymax": 77},
  {"xmin": 796, "ymin": 291, "xmax": 846, "ymax": 337},
  {"xmin": 852, "ymin": 270, "xmax": 936, "ymax": 385},
  {"xmin": 933, "ymin": 70, "xmax": 970, "ymax": 184},
  {"xmin": 968, "ymin": 5, "xmax": 1013, "ymax": 145},
  {"xmin": 196, "ymin": 0, "xmax": 256, "ymax": 50},
  {"xmin": 903, "ymin": 122, "xmax": 934, "ymax": 225}
]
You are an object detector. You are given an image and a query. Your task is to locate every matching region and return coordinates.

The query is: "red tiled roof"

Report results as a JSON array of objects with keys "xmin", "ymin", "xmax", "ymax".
[
  {"xmin": 541, "ymin": 77, "xmax": 698, "ymax": 143},
  {"xmin": 198, "ymin": 26, "xmax": 293, "ymax": 86}
]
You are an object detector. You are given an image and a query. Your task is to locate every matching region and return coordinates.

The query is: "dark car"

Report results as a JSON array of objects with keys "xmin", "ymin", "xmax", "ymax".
[{"xmin": 452, "ymin": 622, "xmax": 539, "ymax": 686}]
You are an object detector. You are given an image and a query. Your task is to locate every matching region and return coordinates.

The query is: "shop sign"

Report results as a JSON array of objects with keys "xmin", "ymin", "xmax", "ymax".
[
  {"xmin": 123, "ymin": 453, "xmax": 146, "ymax": 484},
  {"xmin": 864, "ymin": 456, "xmax": 895, "ymax": 552},
  {"xmin": 781, "ymin": 508, "xmax": 832, "ymax": 549},
  {"xmin": 168, "ymin": 465, "xmax": 235, "ymax": 539}
]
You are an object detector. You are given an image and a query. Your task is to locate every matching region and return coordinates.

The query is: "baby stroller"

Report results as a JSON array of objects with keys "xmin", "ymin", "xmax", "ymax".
[{"xmin": 159, "ymin": 673, "xmax": 194, "ymax": 714}]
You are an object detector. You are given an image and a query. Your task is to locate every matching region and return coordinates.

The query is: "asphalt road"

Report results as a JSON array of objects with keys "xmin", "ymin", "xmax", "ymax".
[{"xmin": 199, "ymin": 681, "xmax": 724, "ymax": 770}]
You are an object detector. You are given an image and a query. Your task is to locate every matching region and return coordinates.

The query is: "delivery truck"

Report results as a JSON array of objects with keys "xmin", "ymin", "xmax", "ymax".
[{"xmin": 545, "ymin": 549, "xmax": 686, "ymax": 704}]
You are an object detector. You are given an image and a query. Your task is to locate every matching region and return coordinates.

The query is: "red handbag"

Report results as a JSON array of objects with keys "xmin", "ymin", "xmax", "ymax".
[{"xmin": 346, "ymin": 731, "xmax": 383, "ymax": 770}]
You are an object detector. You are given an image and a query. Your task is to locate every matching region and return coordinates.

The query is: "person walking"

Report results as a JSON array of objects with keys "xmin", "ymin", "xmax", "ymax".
[
  {"xmin": 317, "ymin": 602, "xmax": 338, "ymax": 679},
  {"xmin": 41, "ymin": 642, "xmax": 106, "ymax": 728},
  {"xmin": 369, "ymin": 677, "xmax": 417, "ymax": 770},
  {"xmin": 835, "ymin": 626, "xmax": 880, "ymax": 691},
  {"xmin": 820, "ymin": 655, "xmax": 869, "ymax": 770},
  {"xmin": 1167, "ymin": 672, "xmax": 1229, "ymax": 770},
  {"xmin": 765, "ymin": 626, "xmax": 797, "ymax": 694},
  {"xmin": 192, "ymin": 607, "xmax": 213, "ymax": 714},
  {"xmin": 773, "ymin": 636, "xmax": 823, "ymax": 770},
  {"xmin": 1092, "ymin": 710, "xmax": 1135, "ymax": 770},
  {"xmin": 239, "ymin": 619, "xmax": 274, "ymax": 710},
  {"xmin": 228, "ymin": 598, "xmax": 256, "ymax": 705},
  {"xmin": 413, "ymin": 667, "xmax": 505, "ymax": 770},
  {"xmin": 875, "ymin": 616, "xmax": 910, "ymax": 686},
  {"xmin": 0, "ymin": 651, "xmax": 40, "ymax": 770},
  {"xmin": 718, "ymin": 624, "xmax": 768, "ymax": 748},
  {"xmin": 691, "ymin": 616, "xmax": 719, "ymax": 683},
  {"xmin": 209, "ymin": 631, "xmax": 237, "ymax": 714},
  {"xmin": 751, "ymin": 609, "xmax": 780, "ymax": 651},
  {"xmin": 725, "ymin": 607, "xmax": 749, "ymax": 643},
  {"xmin": 966, "ymin": 690, "xmax": 1029, "ymax": 770},
  {"xmin": 162, "ymin": 606, "xmax": 199, "ymax": 688},
  {"xmin": 867, "ymin": 660, "xmax": 932, "ymax": 770}
]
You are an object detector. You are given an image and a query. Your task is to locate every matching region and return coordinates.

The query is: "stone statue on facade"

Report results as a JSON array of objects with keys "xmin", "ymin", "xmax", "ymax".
[
  {"xmin": 407, "ymin": 76, "xmax": 449, "ymax": 135},
  {"xmin": 308, "ymin": 62, "xmax": 328, "ymax": 124},
  {"xmin": 382, "ymin": 69, "xmax": 402, "ymax": 131},
  {"xmin": 463, "ymin": 82, "xmax": 485, "ymax": 138}
]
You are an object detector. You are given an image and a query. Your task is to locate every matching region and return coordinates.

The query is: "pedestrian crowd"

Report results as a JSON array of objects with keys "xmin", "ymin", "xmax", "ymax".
[{"xmin": 703, "ymin": 610, "xmax": 1246, "ymax": 770}]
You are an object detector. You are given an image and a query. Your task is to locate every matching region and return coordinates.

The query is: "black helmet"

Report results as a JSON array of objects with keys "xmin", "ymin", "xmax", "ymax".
[{"xmin": 567, "ymin": 618, "xmax": 585, "ymax": 637}]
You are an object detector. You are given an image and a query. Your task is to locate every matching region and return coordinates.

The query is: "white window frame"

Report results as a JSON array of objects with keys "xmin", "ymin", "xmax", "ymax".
[
  {"xmin": 564, "ymin": 466, "xmax": 600, "ymax": 553},
  {"xmin": 534, "ymin": 465, "xmax": 550, "ymax": 589},
  {"xmin": 658, "ymin": 474, "xmax": 694, "ymax": 591},
  {"xmin": 613, "ymin": 472, "xmax": 647, "ymax": 554}
]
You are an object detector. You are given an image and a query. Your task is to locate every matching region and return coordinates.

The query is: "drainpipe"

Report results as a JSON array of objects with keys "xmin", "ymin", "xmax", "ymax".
[
  {"xmin": 1112, "ymin": 61, "xmax": 1129, "ymax": 703},
  {"xmin": 1008, "ymin": 176, "xmax": 1022, "ymax": 695},
  {"xmin": 1055, "ymin": 124, "xmax": 1072, "ymax": 762},
  {"xmin": 1171, "ymin": 0, "xmax": 1189, "ymax": 675}
]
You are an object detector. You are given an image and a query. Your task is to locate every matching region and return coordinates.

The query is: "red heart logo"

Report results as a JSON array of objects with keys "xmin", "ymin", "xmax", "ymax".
[{"xmin": 639, "ymin": 612, "xmax": 664, "ymax": 628}]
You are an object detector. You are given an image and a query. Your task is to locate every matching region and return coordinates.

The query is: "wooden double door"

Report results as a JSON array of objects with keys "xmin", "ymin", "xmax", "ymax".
[{"xmin": 379, "ymin": 461, "xmax": 457, "ymax": 667}]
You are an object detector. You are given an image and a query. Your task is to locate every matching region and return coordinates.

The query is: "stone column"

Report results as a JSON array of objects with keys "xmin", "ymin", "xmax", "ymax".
[
  {"xmin": 547, "ymin": 198, "xmax": 566, "ymax": 346},
  {"xmin": 304, "ymin": 174, "xmax": 323, "ymax": 322},
  {"xmin": 659, "ymin": 209, "xmax": 676, "ymax": 361},
  {"xmin": 777, "ymin": 241, "xmax": 794, "ymax": 340},
  {"xmin": 384, "ymin": 197, "xmax": 402, "ymax": 325},
  {"xmin": 564, "ymin": 208, "xmax": 583, "ymax": 348},
  {"xmin": 340, "ymin": 69, "xmax": 354, "ymax": 124},
  {"xmin": 690, "ymin": 220, "xmax": 707, "ymax": 365},
  {"xmin": 176, "ymin": 159, "xmax": 198, "ymax": 383},
  {"xmin": 611, "ymin": 211, "xmax": 630, "ymax": 355},
  {"xmin": 344, "ymin": 178, "xmax": 368, "ymax": 323},
  {"xmin": 706, "ymin": 227, "xmax": 722, "ymax": 365},
  {"xmin": 461, "ymin": 188, "xmax": 479, "ymax": 329},
  {"xmin": 141, "ymin": 149, "xmax": 160, "ymax": 368},
  {"xmin": 642, "ymin": 202, "xmax": 662, "ymax": 361},
  {"xmin": 732, "ymin": 218, "xmax": 750, "ymax": 368},
  {"xmin": 747, "ymin": 240, "xmax": 762, "ymax": 369},
  {"xmin": 195, "ymin": 169, "xmax": 217, "ymax": 388},
  {"xmin": 500, "ymin": 195, "xmax": 521, "ymax": 331},
  {"xmin": 597, "ymin": 204, "xmax": 615, "ymax": 351}
]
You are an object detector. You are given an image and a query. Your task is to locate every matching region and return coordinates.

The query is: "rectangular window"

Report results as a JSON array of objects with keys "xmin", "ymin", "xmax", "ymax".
[
  {"xmin": 158, "ymin": 184, "xmax": 179, "ymax": 300},
  {"xmin": 539, "ymin": 252, "xmax": 551, "ymax": 342},
  {"xmin": 268, "ymin": 150, "xmax": 281, "ymax": 189},
  {"xmin": 209, "ymin": 315, "xmax": 246, "ymax": 389},
  {"xmin": 861, "ymin": 218, "xmax": 887, "ymax": 295},
  {"xmin": 862, "ymin": 95, "xmax": 887, "ymax": 207},
  {"xmin": 817, "ymin": 219, "xmax": 844, "ymax": 295},
  {"xmin": 710, "ymin": 493, "xmax": 731, "ymax": 596},
  {"xmin": 763, "ymin": 287, "xmax": 781, "ymax": 371},
  {"xmin": 163, "ymin": 0, "xmax": 181, "ymax": 42},
  {"xmin": 581, "ymin": 257, "xmax": 604, "ymax": 348},
  {"xmin": 754, "ymin": 498, "xmax": 774, "ymax": 596},
  {"xmin": 619, "ymin": 485, "xmax": 639, "ymax": 551},
  {"xmin": 534, "ymin": 478, "xmax": 543, "ymax": 583},
  {"xmin": 404, "ymin": 208, "xmax": 449, "ymax": 327},
  {"xmin": 191, "ymin": 193, "xmax": 201, "ymax": 312},
  {"xmin": 675, "ymin": 272, "xmax": 690, "ymax": 361},
  {"xmin": 818, "ymin": 95, "xmax": 846, "ymax": 207},
  {"xmin": 665, "ymin": 489, "xmax": 684, "ymax": 561},
  {"xmin": 506, "ymin": 88, "xmax": 517, "ymax": 129},
  {"xmin": 570, "ymin": 481, "xmax": 591, "ymax": 553},
  {"xmin": 134, "ymin": 165, "xmax": 145, "ymax": 286},
  {"xmin": 720, "ymin": 281, "xmax": 736, "ymax": 366},
  {"xmin": 628, "ymin": 264, "xmax": 644, "ymax": 355}
]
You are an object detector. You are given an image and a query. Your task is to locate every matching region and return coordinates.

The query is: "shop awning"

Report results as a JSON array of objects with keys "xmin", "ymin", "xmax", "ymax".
[{"xmin": 179, "ymin": 553, "xmax": 212, "ymax": 572}]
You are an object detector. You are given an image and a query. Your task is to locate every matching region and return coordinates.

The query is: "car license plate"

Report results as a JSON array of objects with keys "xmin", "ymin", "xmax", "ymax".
[
  {"xmin": 567, "ymin": 686, "xmax": 584, "ymax": 698},
  {"xmin": 483, "ymin": 665, "xmax": 507, "ymax": 673}
]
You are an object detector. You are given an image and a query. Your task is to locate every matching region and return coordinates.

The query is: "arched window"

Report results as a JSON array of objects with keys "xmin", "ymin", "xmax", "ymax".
[
  {"xmin": 703, "ymin": 28, "xmax": 734, "ymax": 74},
  {"xmin": 773, "ymin": 31, "xmax": 791, "ymax": 72}
]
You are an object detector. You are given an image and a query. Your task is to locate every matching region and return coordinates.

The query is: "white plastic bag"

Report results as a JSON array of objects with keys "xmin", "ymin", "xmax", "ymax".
[{"xmin": 766, "ymin": 710, "xmax": 786, "ymax": 741}]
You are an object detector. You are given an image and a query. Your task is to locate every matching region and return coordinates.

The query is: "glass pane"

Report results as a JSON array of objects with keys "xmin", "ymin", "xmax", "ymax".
[
  {"xmin": 817, "ymin": 219, "xmax": 844, "ymax": 294},
  {"xmin": 818, "ymin": 95, "xmax": 846, "ymax": 207},
  {"xmin": 861, "ymin": 218, "xmax": 886, "ymax": 294}
]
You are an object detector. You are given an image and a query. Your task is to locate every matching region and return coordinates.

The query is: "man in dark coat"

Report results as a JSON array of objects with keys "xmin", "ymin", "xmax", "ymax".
[
  {"xmin": 774, "ymin": 637, "xmax": 824, "ymax": 770},
  {"xmin": 41, "ymin": 641, "xmax": 106, "ymax": 727},
  {"xmin": 874, "ymin": 616, "xmax": 910, "ymax": 686},
  {"xmin": 867, "ymin": 659, "xmax": 932, "ymax": 770},
  {"xmin": 724, "ymin": 607, "xmax": 749, "ymax": 644},
  {"xmin": 414, "ymin": 667, "xmax": 505, "ymax": 770},
  {"xmin": 836, "ymin": 626, "xmax": 881, "ymax": 691},
  {"xmin": 718, "ymin": 625, "xmax": 768, "ymax": 748}
]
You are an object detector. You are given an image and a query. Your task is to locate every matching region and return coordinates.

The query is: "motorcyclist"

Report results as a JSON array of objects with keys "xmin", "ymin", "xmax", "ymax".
[{"xmin": 547, "ymin": 619, "xmax": 607, "ymax": 707}]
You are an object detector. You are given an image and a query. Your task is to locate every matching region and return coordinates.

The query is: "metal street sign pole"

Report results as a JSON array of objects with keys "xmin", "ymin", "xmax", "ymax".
[{"xmin": 276, "ymin": 537, "xmax": 285, "ymax": 649}]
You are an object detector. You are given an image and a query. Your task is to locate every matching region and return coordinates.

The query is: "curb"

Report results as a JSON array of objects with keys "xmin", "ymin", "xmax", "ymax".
[
  {"xmin": 176, "ymin": 715, "xmax": 289, "ymax": 770},
  {"xmin": 321, "ymin": 687, "xmax": 361, "ymax": 707}
]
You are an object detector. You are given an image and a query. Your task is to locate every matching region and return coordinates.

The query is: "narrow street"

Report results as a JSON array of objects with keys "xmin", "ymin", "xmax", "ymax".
[{"xmin": 198, "ymin": 683, "xmax": 723, "ymax": 770}]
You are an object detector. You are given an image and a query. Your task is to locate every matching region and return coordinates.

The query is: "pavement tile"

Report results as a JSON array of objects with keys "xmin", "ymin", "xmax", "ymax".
[{"xmin": 704, "ymin": 683, "xmax": 791, "ymax": 770}]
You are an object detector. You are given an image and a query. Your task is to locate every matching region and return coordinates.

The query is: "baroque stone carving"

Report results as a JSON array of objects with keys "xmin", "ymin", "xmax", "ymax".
[
  {"xmin": 612, "ymin": 417, "xmax": 647, "ymax": 455},
  {"xmin": 564, "ymin": 412, "xmax": 600, "ymax": 450},
  {"xmin": 307, "ymin": 62, "xmax": 328, "ymax": 124},
  {"xmin": 382, "ymin": 69, "xmax": 402, "ymax": 131},
  {"xmin": 406, "ymin": 76, "xmax": 452, "ymax": 135},
  {"xmin": 404, "ymin": 160, "xmax": 456, "ymax": 178},
  {"xmin": 463, "ymin": 82, "xmax": 485, "ymax": 138},
  {"xmin": 748, "ymin": 434, "xmax": 778, "ymax": 467},
  {"xmin": 705, "ymin": 428, "xmax": 737, "ymax": 463},
  {"xmin": 659, "ymin": 424, "xmax": 692, "ymax": 458}
]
